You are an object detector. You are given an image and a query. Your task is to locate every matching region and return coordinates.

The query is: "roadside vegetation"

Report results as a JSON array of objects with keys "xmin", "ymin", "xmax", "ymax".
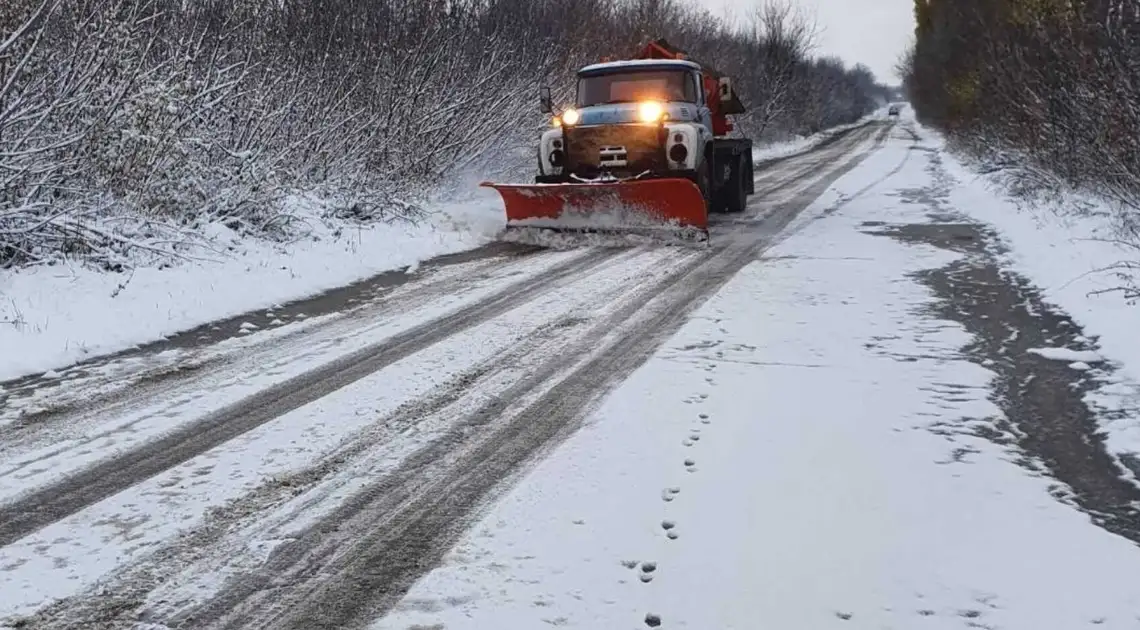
[
  {"xmin": 0, "ymin": 0, "xmax": 889, "ymax": 270},
  {"xmin": 899, "ymin": 0, "xmax": 1140, "ymax": 294}
]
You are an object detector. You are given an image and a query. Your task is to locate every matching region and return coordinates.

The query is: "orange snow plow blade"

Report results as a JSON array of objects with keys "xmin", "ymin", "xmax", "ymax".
[{"xmin": 480, "ymin": 178, "xmax": 709, "ymax": 245}]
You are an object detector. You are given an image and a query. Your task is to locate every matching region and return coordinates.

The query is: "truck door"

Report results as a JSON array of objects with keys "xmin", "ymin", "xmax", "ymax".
[{"xmin": 693, "ymin": 71, "xmax": 713, "ymax": 143}]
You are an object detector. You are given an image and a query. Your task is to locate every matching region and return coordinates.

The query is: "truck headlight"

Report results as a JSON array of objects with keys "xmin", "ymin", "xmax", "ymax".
[
  {"xmin": 638, "ymin": 101, "xmax": 664, "ymax": 123},
  {"xmin": 561, "ymin": 109, "xmax": 580, "ymax": 125}
]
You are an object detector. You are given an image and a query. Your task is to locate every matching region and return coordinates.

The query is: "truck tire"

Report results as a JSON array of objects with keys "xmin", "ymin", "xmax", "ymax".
[
  {"xmin": 696, "ymin": 154, "xmax": 712, "ymax": 211},
  {"xmin": 723, "ymin": 155, "xmax": 747, "ymax": 214}
]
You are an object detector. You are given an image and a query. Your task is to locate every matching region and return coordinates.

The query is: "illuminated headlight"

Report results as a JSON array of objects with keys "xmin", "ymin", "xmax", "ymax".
[
  {"xmin": 561, "ymin": 109, "xmax": 580, "ymax": 125},
  {"xmin": 638, "ymin": 101, "xmax": 664, "ymax": 123}
]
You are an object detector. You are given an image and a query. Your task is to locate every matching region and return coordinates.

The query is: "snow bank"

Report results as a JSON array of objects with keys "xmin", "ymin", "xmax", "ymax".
[
  {"xmin": 373, "ymin": 124, "xmax": 1140, "ymax": 630},
  {"xmin": 909, "ymin": 121, "xmax": 1140, "ymax": 456},
  {"xmin": 0, "ymin": 191, "xmax": 506, "ymax": 382},
  {"xmin": 751, "ymin": 109, "xmax": 893, "ymax": 164}
]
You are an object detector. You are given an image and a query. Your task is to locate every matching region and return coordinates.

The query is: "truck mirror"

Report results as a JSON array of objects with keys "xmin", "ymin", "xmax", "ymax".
[
  {"xmin": 718, "ymin": 77, "xmax": 732, "ymax": 103},
  {"xmin": 540, "ymin": 86, "xmax": 553, "ymax": 114}
]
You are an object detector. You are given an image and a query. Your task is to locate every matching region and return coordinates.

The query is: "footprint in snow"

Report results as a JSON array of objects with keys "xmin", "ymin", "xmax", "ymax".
[
  {"xmin": 661, "ymin": 487, "xmax": 680, "ymax": 502},
  {"xmin": 661, "ymin": 520, "xmax": 678, "ymax": 538},
  {"xmin": 645, "ymin": 613, "xmax": 662, "ymax": 627},
  {"xmin": 639, "ymin": 561, "xmax": 657, "ymax": 583}
]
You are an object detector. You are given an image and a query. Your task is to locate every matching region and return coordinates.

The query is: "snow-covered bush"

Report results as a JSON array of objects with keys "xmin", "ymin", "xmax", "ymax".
[{"xmin": 899, "ymin": 0, "xmax": 1140, "ymax": 249}]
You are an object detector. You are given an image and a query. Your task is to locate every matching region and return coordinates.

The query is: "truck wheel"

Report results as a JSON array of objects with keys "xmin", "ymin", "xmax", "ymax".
[
  {"xmin": 696, "ymin": 156, "xmax": 712, "ymax": 211},
  {"xmin": 724, "ymin": 156, "xmax": 747, "ymax": 214}
]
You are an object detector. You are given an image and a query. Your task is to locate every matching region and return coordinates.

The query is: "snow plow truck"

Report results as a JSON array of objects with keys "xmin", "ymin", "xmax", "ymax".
[{"xmin": 482, "ymin": 39, "xmax": 754, "ymax": 244}]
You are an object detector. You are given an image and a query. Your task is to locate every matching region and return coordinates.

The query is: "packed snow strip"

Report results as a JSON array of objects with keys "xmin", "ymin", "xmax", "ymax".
[
  {"xmin": 372, "ymin": 124, "xmax": 1140, "ymax": 630},
  {"xmin": 0, "ymin": 249, "xmax": 588, "ymax": 502},
  {"xmin": 906, "ymin": 119, "xmax": 1140, "ymax": 459},
  {"xmin": 0, "ymin": 196, "xmax": 507, "ymax": 383},
  {"xmin": 0, "ymin": 246, "xmax": 701, "ymax": 621},
  {"xmin": 1028, "ymin": 347, "xmax": 1104, "ymax": 364}
]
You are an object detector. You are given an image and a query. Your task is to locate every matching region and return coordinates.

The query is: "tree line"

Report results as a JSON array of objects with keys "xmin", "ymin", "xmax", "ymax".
[
  {"xmin": 0, "ymin": 0, "xmax": 890, "ymax": 269},
  {"xmin": 899, "ymin": 0, "xmax": 1140, "ymax": 235}
]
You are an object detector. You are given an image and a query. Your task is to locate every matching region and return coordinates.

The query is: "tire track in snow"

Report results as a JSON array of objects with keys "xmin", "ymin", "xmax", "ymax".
[
  {"xmin": 0, "ymin": 247, "xmax": 560, "ymax": 464},
  {"xmin": 0, "ymin": 246, "xmax": 624, "ymax": 548},
  {"xmin": 181, "ymin": 124, "xmax": 893, "ymax": 630},
  {"xmin": 0, "ymin": 243, "xmax": 546, "ymax": 428},
  {"xmin": 191, "ymin": 244, "xmax": 730, "ymax": 630},
  {"xmin": 7, "ymin": 247, "xmax": 705, "ymax": 629}
]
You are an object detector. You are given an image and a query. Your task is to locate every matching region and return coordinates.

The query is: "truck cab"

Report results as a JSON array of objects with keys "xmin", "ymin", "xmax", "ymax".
[
  {"xmin": 537, "ymin": 60, "xmax": 711, "ymax": 184},
  {"xmin": 536, "ymin": 42, "xmax": 753, "ymax": 214}
]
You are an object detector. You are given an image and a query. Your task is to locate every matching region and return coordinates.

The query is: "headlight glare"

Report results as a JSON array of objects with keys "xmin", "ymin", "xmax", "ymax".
[
  {"xmin": 638, "ymin": 101, "xmax": 664, "ymax": 123},
  {"xmin": 561, "ymin": 109, "xmax": 580, "ymax": 125}
]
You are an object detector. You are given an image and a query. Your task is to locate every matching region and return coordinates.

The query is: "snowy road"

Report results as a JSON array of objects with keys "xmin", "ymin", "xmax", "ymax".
[
  {"xmin": 5, "ymin": 117, "xmax": 1140, "ymax": 629},
  {"xmin": 0, "ymin": 122, "xmax": 885, "ymax": 627}
]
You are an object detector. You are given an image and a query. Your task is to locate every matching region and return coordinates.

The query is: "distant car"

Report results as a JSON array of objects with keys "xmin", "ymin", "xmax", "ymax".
[{"xmin": 888, "ymin": 104, "xmax": 902, "ymax": 117}]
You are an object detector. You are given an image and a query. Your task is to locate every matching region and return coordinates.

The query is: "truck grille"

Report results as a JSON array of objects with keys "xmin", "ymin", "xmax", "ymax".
[{"xmin": 564, "ymin": 124, "xmax": 666, "ymax": 176}]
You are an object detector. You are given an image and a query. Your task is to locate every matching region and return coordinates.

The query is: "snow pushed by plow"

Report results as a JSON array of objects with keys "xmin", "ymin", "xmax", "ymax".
[{"xmin": 483, "ymin": 177, "xmax": 709, "ymax": 247}]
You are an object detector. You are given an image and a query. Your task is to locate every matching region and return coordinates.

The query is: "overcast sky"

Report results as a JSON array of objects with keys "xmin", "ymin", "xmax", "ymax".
[{"xmin": 695, "ymin": 0, "xmax": 914, "ymax": 83}]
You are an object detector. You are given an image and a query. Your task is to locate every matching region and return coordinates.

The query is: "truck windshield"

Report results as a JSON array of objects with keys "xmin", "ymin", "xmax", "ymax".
[{"xmin": 577, "ymin": 70, "xmax": 696, "ymax": 107}]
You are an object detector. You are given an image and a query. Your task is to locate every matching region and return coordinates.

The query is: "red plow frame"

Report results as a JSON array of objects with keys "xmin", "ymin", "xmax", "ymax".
[{"xmin": 481, "ymin": 178, "xmax": 709, "ymax": 244}]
